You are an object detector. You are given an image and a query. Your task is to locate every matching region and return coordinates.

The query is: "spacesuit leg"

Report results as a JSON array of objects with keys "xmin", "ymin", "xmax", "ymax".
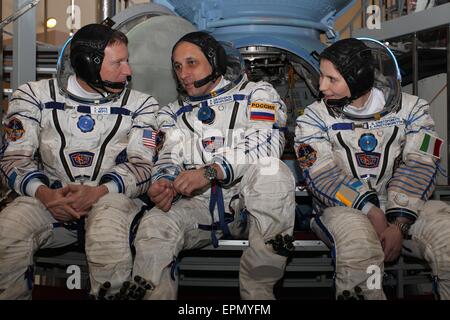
[
  {"xmin": 310, "ymin": 206, "xmax": 386, "ymax": 300},
  {"xmin": 0, "ymin": 196, "xmax": 77, "ymax": 300},
  {"xmin": 402, "ymin": 200, "xmax": 450, "ymax": 299},
  {"xmin": 238, "ymin": 158, "xmax": 296, "ymax": 300},
  {"xmin": 85, "ymin": 193, "xmax": 140, "ymax": 296},
  {"xmin": 132, "ymin": 197, "xmax": 212, "ymax": 299}
]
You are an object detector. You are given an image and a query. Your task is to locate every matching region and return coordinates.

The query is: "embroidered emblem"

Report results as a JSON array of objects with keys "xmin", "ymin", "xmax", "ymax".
[
  {"xmin": 296, "ymin": 143, "xmax": 317, "ymax": 169},
  {"xmin": 249, "ymin": 102, "xmax": 276, "ymax": 122},
  {"xmin": 335, "ymin": 184, "xmax": 360, "ymax": 207},
  {"xmin": 202, "ymin": 136, "xmax": 225, "ymax": 153},
  {"xmin": 355, "ymin": 152, "xmax": 381, "ymax": 168},
  {"xmin": 5, "ymin": 117, "xmax": 25, "ymax": 142},
  {"xmin": 143, "ymin": 129, "xmax": 163, "ymax": 148},
  {"xmin": 69, "ymin": 152, "xmax": 94, "ymax": 168},
  {"xmin": 419, "ymin": 132, "xmax": 443, "ymax": 158}
]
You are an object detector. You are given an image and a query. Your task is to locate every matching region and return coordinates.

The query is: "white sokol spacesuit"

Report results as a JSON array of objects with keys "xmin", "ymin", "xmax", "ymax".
[
  {"xmin": 295, "ymin": 38, "xmax": 450, "ymax": 299},
  {"xmin": 0, "ymin": 24, "xmax": 159, "ymax": 299},
  {"xmin": 130, "ymin": 33, "xmax": 295, "ymax": 300}
]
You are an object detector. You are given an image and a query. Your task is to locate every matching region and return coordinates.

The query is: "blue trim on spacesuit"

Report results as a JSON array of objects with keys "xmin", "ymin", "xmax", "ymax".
[
  {"xmin": 20, "ymin": 170, "xmax": 50, "ymax": 196},
  {"xmin": 100, "ymin": 172, "xmax": 125, "ymax": 194}
]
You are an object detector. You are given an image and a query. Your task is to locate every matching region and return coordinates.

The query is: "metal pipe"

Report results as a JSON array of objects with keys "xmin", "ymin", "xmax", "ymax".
[
  {"xmin": 207, "ymin": 17, "xmax": 331, "ymax": 33},
  {"xmin": 0, "ymin": 0, "xmax": 40, "ymax": 29},
  {"xmin": 412, "ymin": 32, "xmax": 418, "ymax": 95},
  {"xmin": 44, "ymin": 0, "xmax": 47, "ymax": 40},
  {"xmin": 97, "ymin": 0, "xmax": 116, "ymax": 23},
  {"xmin": 12, "ymin": 0, "xmax": 36, "ymax": 90}
]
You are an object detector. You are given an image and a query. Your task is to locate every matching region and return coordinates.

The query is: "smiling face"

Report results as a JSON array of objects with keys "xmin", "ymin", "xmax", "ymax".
[
  {"xmin": 99, "ymin": 42, "xmax": 132, "ymax": 93},
  {"xmin": 172, "ymin": 41, "xmax": 221, "ymax": 97},
  {"xmin": 319, "ymin": 58, "xmax": 351, "ymax": 102}
]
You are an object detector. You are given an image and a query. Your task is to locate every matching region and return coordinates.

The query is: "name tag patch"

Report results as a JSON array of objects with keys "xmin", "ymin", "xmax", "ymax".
[
  {"xmin": 207, "ymin": 95, "xmax": 234, "ymax": 106},
  {"xmin": 92, "ymin": 106, "xmax": 110, "ymax": 114}
]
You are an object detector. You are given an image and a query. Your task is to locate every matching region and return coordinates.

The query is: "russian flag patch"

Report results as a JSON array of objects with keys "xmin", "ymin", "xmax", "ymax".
[{"xmin": 249, "ymin": 102, "xmax": 276, "ymax": 122}]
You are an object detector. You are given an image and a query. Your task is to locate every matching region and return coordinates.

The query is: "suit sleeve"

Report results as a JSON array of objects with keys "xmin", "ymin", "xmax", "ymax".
[
  {"xmin": 295, "ymin": 103, "xmax": 378, "ymax": 213},
  {"xmin": 212, "ymin": 81, "xmax": 287, "ymax": 186},
  {"xmin": 151, "ymin": 103, "xmax": 184, "ymax": 182},
  {"xmin": 386, "ymin": 97, "xmax": 438, "ymax": 222},
  {"xmin": 0, "ymin": 82, "xmax": 49, "ymax": 196}
]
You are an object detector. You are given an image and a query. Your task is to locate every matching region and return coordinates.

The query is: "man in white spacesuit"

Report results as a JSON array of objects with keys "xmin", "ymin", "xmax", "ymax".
[
  {"xmin": 0, "ymin": 23, "xmax": 159, "ymax": 299},
  {"xmin": 295, "ymin": 38, "xmax": 450, "ymax": 299},
  {"xmin": 131, "ymin": 31, "xmax": 296, "ymax": 300}
]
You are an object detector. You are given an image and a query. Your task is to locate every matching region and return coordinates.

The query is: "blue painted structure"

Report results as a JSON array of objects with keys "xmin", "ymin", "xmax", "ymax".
[{"xmin": 153, "ymin": 0, "xmax": 355, "ymax": 71}]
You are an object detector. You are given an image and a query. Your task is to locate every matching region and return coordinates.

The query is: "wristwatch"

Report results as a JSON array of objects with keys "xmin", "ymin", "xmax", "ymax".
[
  {"xmin": 203, "ymin": 165, "xmax": 218, "ymax": 182},
  {"xmin": 393, "ymin": 220, "xmax": 411, "ymax": 238}
]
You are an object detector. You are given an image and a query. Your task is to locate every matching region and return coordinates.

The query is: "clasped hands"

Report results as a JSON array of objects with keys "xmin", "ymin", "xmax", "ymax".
[
  {"xmin": 36, "ymin": 184, "xmax": 108, "ymax": 222},
  {"xmin": 148, "ymin": 168, "xmax": 212, "ymax": 212}
]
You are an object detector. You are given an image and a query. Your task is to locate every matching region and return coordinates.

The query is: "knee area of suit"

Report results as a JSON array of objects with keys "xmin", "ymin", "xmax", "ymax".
[
  {"xmin": 0, "ymin": 206, "xmax": 39, "ymax": 240},
  {"xmin": 137, "ymin": 212, "xmax": 182, "ymax": 237},
  {"xmin": 247, "ymin": 159, "xmax": 294, "ymax": 185},
  {"xmin": 91, "ymin": 193, "xmax": 136, "ymax": 213}
]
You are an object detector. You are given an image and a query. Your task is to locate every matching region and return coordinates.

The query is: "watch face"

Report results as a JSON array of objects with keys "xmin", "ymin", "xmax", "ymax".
[{"xmin": 204, "ymin": 166, "xmax": 217, "ymax": 181}]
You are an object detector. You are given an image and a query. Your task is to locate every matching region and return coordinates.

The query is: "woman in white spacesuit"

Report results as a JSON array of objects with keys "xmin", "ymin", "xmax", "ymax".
[
  {"xmin": 295, "ymin": 37, "xmax": 450, "ymax": 299},
  {"xmin": 87, "ymin": 31, "xmax": 296, "ymax": 300},
  {"xmin": 0, "ymin": 23, "xmax": 159, "ymax": 299}
]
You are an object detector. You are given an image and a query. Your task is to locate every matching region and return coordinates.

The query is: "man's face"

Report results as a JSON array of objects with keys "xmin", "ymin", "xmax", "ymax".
[
  {"xmin": 319, "ymin": 58, "xmax": 351, "ymax": 101},
  {"xmin": 99, "ymin": 42, "xmax": 132, "ymax": 93},
  {"xmin": 172, "ymin": 41, "xmax": 218, "ymax": 97}
]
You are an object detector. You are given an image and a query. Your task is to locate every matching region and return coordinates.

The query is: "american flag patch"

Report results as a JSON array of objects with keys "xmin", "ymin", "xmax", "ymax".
[
  {"xmin": 249, "ymin": 102, "xmax": 276, "ymax": 122},
  {"xmin": 142, "ymin": 129, "xmax": 157, "ymax": 148}
]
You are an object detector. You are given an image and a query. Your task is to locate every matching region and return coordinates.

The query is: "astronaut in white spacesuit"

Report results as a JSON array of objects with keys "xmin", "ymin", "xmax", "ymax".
[
  {"xmin": 0, "ymin": 23, "xmax": 159, "ymax": 299},
  {"xmin": 295, "ymin": 38, "xmax": 450, "ymax": 300},
  {"xmin": 129, "ymin": 31, "xmax": 295, "ymax": 300}
]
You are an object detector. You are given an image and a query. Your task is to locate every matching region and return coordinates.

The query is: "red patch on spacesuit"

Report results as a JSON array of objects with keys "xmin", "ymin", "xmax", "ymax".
[
  {"xmin": 69, "ymin": 152, "xmax": 94, "ymax": 168},
  {"xmin": 202, "ymin": 136, "xmax": 225, "ymax": 153},
  {"xmin": 5, "ymin": 117, "xmax": 25, "ymax": 142},
  {"xmin": 355, "ymin": 152, "xmax": 381, "ymax": 168}
]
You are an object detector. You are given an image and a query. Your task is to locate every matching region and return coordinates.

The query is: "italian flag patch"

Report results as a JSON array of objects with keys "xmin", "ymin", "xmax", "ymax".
[{"xmin": 419, "ymin": 133, "xmax": 443, "ymax": 158}]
